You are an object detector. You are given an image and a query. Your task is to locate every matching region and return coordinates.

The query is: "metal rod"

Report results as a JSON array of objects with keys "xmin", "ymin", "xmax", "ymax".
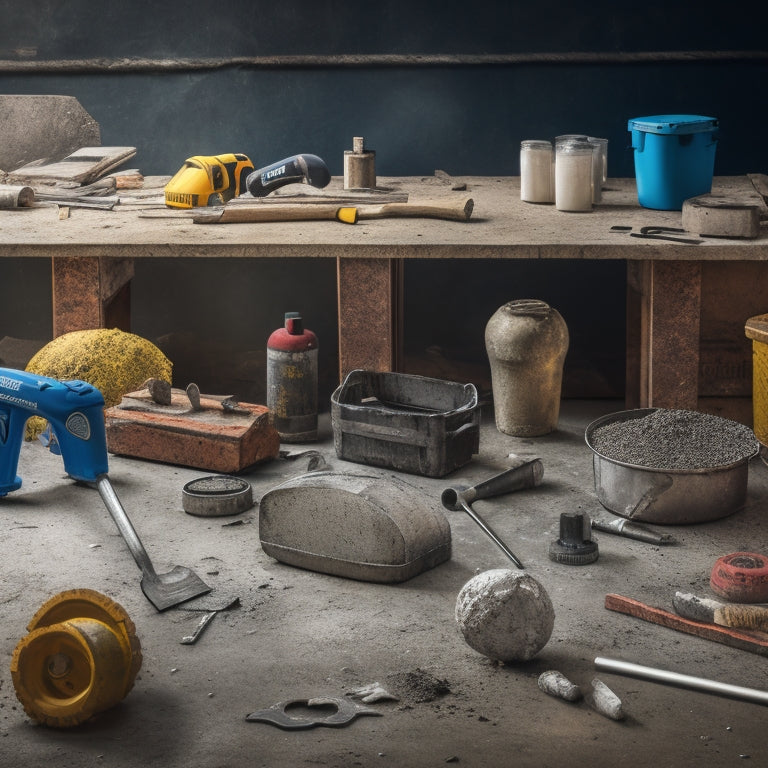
[
  {"xmin": 594, "ymin": 657, "xmax": 768, "ymax": 707},
  {"xmin": 2, "ymin": 50, "xmax": 767, "ymax": 74},
  {"xmin": 96, "ymin": 475, "xmax": 157, "ymax": 577},
  {"xmin": 460, "ymin": 500, "xmax": 524, "ymax": 569}
]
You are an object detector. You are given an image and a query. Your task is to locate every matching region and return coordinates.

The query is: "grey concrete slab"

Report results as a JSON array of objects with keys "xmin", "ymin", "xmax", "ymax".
[
  {"xmin": 0, "ymin": 95, "xmax": 101, "ymax": 173},
  {"xmin": 1, "ymin": 400, "xmax": 767, "ymax": 767}
]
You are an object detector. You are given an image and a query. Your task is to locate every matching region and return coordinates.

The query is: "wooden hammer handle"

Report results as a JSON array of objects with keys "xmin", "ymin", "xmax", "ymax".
[
  {"xmin": 194, "ymin": 197, "xmax": 474, "ymax": 225},
  {"xmin": 195, "ymin": 204, "xmax": 348, "ymax": 224},
  {"xmin": 357, "ymin": 197, "xmax": 474, "ymax": 222}
]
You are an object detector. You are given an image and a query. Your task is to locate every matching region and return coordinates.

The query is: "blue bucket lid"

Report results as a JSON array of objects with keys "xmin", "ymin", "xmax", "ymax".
[{"xmin": 627, "ymin": 114, "xmax": 718, "ymax": 134}]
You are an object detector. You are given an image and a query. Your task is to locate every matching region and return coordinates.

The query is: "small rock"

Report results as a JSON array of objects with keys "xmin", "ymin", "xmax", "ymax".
[
  {"xmin": 589, "ymin": 678, "xmax": 624, "ymax": 721},
  {"xmin": 538, "ymin": 670, "xmax": 582, "ymax": 702}
]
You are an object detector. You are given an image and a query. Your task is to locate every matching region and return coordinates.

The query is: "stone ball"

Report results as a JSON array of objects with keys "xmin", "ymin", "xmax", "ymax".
[{"xmin": 455, "ymin": 568, "xmax": 555, "ymax": 663}]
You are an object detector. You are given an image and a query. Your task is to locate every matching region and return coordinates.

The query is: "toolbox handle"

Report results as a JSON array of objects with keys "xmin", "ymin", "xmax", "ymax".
[{"xmin": 337, "ymin": 418, "xmax": 429, "ymax": 446}]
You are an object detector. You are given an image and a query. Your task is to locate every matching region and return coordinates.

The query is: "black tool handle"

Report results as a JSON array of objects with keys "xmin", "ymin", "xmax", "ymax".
[{"xmin": 246, "ymin": 154, "xmax": 331, "ymax": 197}]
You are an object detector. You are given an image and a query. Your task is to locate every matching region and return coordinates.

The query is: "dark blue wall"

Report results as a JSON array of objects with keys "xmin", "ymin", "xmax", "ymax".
[{"xmin": 2, "ymin": 1, "xmax": 767, "ymax": 401}]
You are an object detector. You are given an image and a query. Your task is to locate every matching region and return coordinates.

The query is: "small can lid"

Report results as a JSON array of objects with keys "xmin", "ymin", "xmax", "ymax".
[{"xmin": 627, "ymin": 114, "xmax": 718, "ymax": 134}]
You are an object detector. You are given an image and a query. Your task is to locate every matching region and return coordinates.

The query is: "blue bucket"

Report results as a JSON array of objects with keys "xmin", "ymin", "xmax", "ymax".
[{"xmin": 628, "ymin": 114, "xmax": 719, "ymax": 210}]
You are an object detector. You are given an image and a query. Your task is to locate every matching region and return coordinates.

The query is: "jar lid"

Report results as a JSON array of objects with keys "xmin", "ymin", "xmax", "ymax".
[
  {"xmin": 557, "ymin": 139, "xmax": 593, "ymax": 154},
  {"xmin": 627, "ymin": 115, "xmax": 718, "ymax": 135},
  {"xmin": 505, "ymin": 299, "xmax": 552, "ymax": 317},
  {"xmin": 521, "ymin": 139, "xmax": 552, "ymax": 149}
]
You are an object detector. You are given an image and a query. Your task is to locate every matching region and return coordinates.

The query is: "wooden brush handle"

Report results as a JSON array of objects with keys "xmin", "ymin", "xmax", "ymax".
[
  {"xmin": 715, "ymin": 605, "xmax": 768, "ymax": 632},
  {"xmin": 604, "ymin": 594, "xmax": 768, "ymax": 657}
]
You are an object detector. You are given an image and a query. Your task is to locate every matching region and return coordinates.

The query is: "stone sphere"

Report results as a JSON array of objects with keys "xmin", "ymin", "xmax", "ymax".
[{"xmin": 455, "ymin": 569, "xmax": 555, "ymax": 663}]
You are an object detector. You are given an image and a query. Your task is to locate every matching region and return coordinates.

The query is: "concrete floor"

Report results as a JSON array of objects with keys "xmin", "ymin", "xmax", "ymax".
[{"xmin": 1, "ymin": 400, "xmax": 767, "ymax": 768}]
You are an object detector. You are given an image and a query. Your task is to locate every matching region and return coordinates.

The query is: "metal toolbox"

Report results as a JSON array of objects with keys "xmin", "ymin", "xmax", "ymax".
[{"xmin": 330, "ymin": 370, "xmax": 480, "ymax": 477}]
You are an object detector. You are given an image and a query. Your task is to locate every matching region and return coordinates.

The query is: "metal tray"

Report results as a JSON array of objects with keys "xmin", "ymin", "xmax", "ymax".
[{"xmin": 331, "ymin": 370, "xmax": 480, "ymax": 477}]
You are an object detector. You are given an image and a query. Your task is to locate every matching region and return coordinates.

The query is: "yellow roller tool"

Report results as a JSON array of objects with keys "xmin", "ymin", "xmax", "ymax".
[
  {"xmin": 164, "ymin": 152, "xmax": 254, "ymax": 208},
  {"xmin": 10, "ymin": 589, "xmax": 142, "ymax": 727}
]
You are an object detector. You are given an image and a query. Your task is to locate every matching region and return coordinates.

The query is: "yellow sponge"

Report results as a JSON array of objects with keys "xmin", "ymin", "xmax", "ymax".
[{"xmin": 24, "ymin": 328, "xmax": 172, "ymax": 439}]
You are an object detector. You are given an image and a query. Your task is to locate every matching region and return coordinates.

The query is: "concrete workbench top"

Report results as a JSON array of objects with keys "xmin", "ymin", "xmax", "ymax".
[{"xmin": 2, "ymin": 176, "xmax": 766, "ymax": 261}]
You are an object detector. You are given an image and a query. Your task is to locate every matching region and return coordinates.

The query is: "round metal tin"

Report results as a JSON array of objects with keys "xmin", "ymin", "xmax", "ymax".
[{"xmin": 182, "ymin": 475, "xmax": 254, "ymax": 517}]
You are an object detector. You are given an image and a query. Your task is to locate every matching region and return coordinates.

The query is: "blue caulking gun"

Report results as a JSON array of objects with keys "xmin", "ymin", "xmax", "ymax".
[
  {"xmin": 0, "ymin": 367, "xmax": 210, "ymax": 610},
  {"xmin": 0, "ymin": 368, "xmax": 109, "ymax": 495}
]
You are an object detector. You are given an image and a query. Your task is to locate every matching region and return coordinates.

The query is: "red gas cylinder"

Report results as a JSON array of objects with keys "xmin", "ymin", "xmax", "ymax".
[{"xmin": 267, "ymin": 312, "xmax": 318, "ymax": 442}]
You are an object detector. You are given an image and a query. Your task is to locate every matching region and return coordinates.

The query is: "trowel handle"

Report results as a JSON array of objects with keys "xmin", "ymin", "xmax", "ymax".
[
  {"xmin": 96, "ymin": 476, "xmax": 157, "ymax": 578},
  {"xmin": 464, "ymin": 458, "xmax": 543, "ymax": 504}
]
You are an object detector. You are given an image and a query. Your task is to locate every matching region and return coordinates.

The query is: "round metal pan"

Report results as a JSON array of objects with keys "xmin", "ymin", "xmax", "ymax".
[{"xmin": 585, "ymin": 408, "xmax": 758, "ymax": 525}]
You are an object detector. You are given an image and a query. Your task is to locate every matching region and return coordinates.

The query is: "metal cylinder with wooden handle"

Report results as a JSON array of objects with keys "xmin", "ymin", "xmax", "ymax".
[{"xmin": 193, "ymin": 197, "xmax": 474, "ymax": 225}]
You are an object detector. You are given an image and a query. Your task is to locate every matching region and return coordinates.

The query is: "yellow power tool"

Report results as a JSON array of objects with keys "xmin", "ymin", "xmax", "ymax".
[{"xmin": 164, "ymin": 153, "xmax": 254, "ymax": 208}]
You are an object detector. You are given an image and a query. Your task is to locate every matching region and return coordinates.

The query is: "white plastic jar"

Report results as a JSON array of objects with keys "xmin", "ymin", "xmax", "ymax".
[
  {"xmin": 555, "ymin": 140, "xmax": 593, "ymax": 212},
  {"xmin": 520, "ymin": 140, "xmax": 554, "ymax": 203}
]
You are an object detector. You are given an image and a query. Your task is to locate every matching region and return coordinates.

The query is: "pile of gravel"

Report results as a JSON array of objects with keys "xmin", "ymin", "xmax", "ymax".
[
  {"xmin": 385, "ymin": 669, "xmax": 451, "ymax": 703},
  {"xmin": 588, "ymin": 409, "xmax": 758, "ymax": 470}
]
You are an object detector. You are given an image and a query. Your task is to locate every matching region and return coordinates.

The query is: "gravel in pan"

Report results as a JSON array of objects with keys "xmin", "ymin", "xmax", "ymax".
[{"xmin": 588, "ymin": 409, "xmax": 758, "ymax": 470}]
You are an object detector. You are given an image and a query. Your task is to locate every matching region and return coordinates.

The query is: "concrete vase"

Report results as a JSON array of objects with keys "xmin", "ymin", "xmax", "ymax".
[{"xmin": 485, "ymin": 299, "xmax": 569, "ymax": 436}]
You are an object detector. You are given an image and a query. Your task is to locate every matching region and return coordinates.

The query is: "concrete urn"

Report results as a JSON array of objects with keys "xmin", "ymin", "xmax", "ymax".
[{"xmin": 485, "ymin": 299, "xmax": 569, "ymax": 436}]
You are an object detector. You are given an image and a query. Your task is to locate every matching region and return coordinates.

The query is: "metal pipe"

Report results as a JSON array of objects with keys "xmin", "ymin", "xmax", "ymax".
[
  {"xmin": 594, "ymin": 657, "xmax": 768, "ymax": 707},
  {"xmin": 458, "ymin": 499, "xmax": 524, "ymax": 569},
  {"xmin": 2, "ymin": 50, "xmax": 767, "ymax": 74}
]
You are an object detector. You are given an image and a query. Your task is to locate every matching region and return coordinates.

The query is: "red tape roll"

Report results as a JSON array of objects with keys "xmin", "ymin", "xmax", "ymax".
[{"xmin": 710, "ymin": 552, "xmax": 768, "ymax": 603}]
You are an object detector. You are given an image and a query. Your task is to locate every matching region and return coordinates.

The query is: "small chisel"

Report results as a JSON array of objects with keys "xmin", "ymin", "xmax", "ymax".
[{"xmin": 591, "ymin": 517, "xmax": 676, "ymax": 545}]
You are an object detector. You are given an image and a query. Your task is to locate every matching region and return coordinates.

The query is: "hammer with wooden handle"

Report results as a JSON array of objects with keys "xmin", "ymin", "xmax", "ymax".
[{"xmin": 193, "ymin": 197, "xmax": 474, "ymax": 225}]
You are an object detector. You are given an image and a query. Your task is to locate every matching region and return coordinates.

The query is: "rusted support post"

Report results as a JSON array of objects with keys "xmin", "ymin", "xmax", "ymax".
[
  {"xmin": 627, "ymin": 259, "xmax": 701, "ymax": 410},
  {"xmin": 52, "ymin": 256, "xmax": 134, "ymax": 337},
  {"xmin": 336, "ymin": 257, "xmax": 402, "ymax": 380}
]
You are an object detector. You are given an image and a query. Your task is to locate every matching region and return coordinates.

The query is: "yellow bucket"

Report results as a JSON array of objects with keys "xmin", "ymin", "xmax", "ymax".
[{"xmin": 745, "ymin": 314, "xmax": 768, "ymax": 446}]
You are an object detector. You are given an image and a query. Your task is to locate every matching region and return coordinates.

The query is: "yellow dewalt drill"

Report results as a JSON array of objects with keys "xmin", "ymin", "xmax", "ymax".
[
  {"xmin": 165, "ymin": 153, "xmax": 331, "ymax": 208},
  {"xmin": 164, "ymin": 153, "xmax": 254, "ymax": 208}
]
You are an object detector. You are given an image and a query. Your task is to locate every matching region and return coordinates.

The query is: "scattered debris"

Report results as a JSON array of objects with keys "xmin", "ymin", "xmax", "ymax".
[
  {"xmin": 177, "ymin": 595, "xmax": 240, "ymax": 613},
  {"xmin": 538, "ymin": 670, "xmax": 583, "ymax": 702},
  {"xmin": 385, "ymin": 669, "xmax": 450, "ymax": 703},
  {"xmin": 351, "ymin": 682, "xmax": 400, "ymax": 704},
  {"xmin": 589, "ymin": 678, "xmax": 625, "ymax": 721},
  {"xmin": 279, "ymin": 449, "xmax": 329, "ymax": 472},
  {"xmin": 180, "ymin": 611, "xmax": 218, "ymax": 645}
]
